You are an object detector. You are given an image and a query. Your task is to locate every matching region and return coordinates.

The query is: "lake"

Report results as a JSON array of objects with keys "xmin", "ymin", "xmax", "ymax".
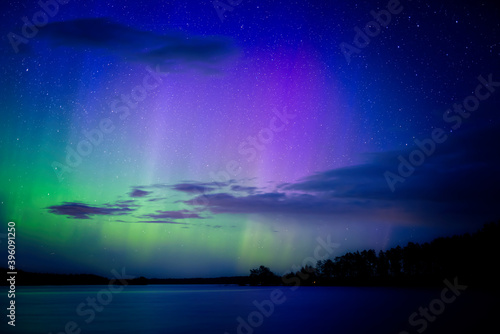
[{"xmin": 7, "ymin": 285, "xmax": 497, "ymax": 334}]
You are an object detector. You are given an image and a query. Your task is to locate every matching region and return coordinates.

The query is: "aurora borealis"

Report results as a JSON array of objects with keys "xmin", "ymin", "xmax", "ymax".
[{"xmin": 1, "ymin": 0, "xmax": 500, "ymax": 278}]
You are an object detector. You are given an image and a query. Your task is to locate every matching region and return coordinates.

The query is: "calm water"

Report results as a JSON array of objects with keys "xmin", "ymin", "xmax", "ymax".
[{"xmin": 6, "ymin": 285, "xmax": 496, "ymax": 334}]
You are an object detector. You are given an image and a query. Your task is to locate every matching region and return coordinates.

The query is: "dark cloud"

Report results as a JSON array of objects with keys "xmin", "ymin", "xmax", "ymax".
[
  {"xmin": 147, "ymin": 197, "xmax": 167, "ymax": 202},
  {"xmin": 142, "ymin": 210, "xmax": 203, "ymax": 220},
  {"xmin": 47, "ymin": 202, "xmax": 135, "ymax": 219},
  {"xmin": 184, "ymin": 192, "xmax": 368, "ymax": 216},
  {"xmin": 183, "ymin": 124, "xmax": 500, "ymax": 225},
  {"xmin": 140, "ymin": 181, "xmax": 231, "ymax": 191},
  {"xmin": 102, "ymin": 200, "xmax": 140, "ymax": 211},
  {"xmin": 49, "ymin": 122, "xmax": 500, "ymax": 227},
  {"xmin": 284, "ymin": 124, "xmax": 500, "ymax": 206},
  {"xmin": 39, "ymin": 18, "xmax": 237, "ymax": 69},
  {"xmin": 129, "ymin": 189, "xmax": 152, "ymax": 198},
  {"xmin": 231, "ymin": 185, "xmax": 258, "ymax": 194},
  {"xmin": 172, "ymin": 182, "xmax": 217, "ymax": 194}
]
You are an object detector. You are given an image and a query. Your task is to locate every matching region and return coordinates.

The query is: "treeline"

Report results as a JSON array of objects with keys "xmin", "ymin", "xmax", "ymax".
[
  {"xmin": 0, "ymin": 269, "xmax": 110, "ymax": 286},
  {"xmin": 251, "ymin": 222, "xmax": 499, "ymax": 288},
  {"xmin": 0, "ymin": 269, "xmax": 155, "ymax": 286},
  {"xmin": 3, "ymin": 222, "xmax": 498, "ymax": 287},
  {"xmin": 0, "ymin": 268, "xmax": 249, "ymax": 286},
  {"xmin": 147, "ymin": 276, "xmax": 249, "ymax": 285}
]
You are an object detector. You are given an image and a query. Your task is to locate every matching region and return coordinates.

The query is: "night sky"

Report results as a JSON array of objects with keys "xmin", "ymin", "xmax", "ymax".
[{"xmin": 1, "ymin": 0, "xmax": 499, "ymax": 278}]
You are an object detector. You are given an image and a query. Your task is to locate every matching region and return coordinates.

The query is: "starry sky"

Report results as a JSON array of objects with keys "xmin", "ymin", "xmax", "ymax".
[{"xmin": 1, "ymin": 0, "xmax": 499, "ymax": 278}]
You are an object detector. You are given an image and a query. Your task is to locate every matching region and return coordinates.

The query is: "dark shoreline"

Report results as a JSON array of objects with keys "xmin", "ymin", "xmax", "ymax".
[
  {"xmin": 2, "ymin": 269, "xmax": 497, "ymax": 292},
  {"xmin": 4, "ymin": 221, "xmax": 498, "ymax": 290}
]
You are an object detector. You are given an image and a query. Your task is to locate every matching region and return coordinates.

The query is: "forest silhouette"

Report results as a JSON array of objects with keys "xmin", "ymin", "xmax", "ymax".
[
  {"xmin": 2, "ymin": 221, "xmax": 498, "ymax": 288},
  {"xmin": 249, "ymin": 222, "xmax": 499, "ymax": 288}
]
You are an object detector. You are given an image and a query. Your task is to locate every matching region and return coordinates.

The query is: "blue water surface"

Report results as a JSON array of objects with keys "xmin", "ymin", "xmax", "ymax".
[{"xmin": 5, "ymin": 284, "xmax": 496, "ymax": 334}]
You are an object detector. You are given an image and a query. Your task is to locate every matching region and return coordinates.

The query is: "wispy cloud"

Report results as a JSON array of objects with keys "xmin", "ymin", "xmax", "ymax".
[
  {"xmin": 172, "ymin": 182, "xmax": 217, "ymax": 194},
  {"xmin": 39, "ymin": 18, "xmax": 238, "ymax": 70},
  {"xmin": 47, "ymin": 123, "xmax": 500, "ymax": 227},
  {"xmin": 142, "ymin": 210, "xmax": 204, "ymax": 220},
  {"xmin": 184, "ymin": 192, "xmax": 371, "ymax": 216},
  {"xmin": 129, "ymin": 189, "xmax": 152, "ymax": 198},
  {"xmin": 181, "ymin": 124, "xmax": 500, "ymax": 224},
  {"xmin": 231, "ymin": 185, "xmax": 258, "ymax": 194},
  {"xmin": 47, "ymin": 202, "xmax": 135, "ymax": 219}
]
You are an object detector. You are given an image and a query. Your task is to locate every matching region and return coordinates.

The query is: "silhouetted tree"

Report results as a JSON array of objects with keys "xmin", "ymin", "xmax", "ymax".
[
  {"xmin": 386, "ymin": 246, "xmax": 403, "ymax": 277},
  {"xmin": 249, "ymin": 265, "xmax": 279, "ymax": 285},
  {"xmin": 376, "ymin": 250, "xmax": 389, "ymax": 278},
  {"xmin": 316, "ymin": 259, "xmax": 335, "ymax": 280},
  {"xmin": 402, "ymin": 242, "xmax": 421, "ymax": 277},
  {"xmin": 259, "ymin": 222, "xmax": 500, "ymax": 288}
]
